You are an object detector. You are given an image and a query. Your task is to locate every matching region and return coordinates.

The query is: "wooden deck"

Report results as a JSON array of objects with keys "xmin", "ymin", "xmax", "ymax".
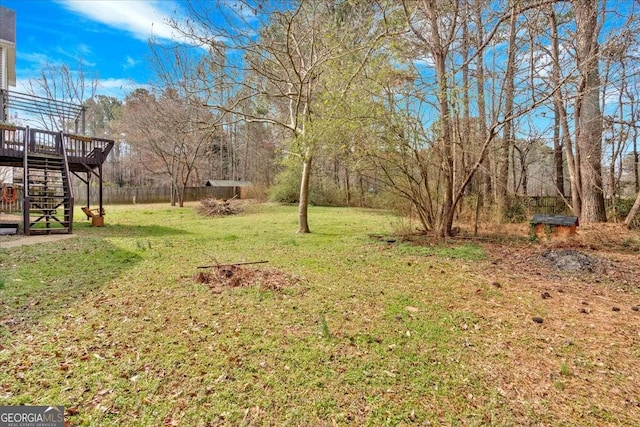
[{"xmin": 0, "ymin": 124, "xmax": 114, "ymax": 171}]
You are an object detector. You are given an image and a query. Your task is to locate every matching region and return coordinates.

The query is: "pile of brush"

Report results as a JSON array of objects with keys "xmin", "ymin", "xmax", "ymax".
[{"xmin": 198, "ymin": 196, "xmax": 243, "ymax": 216}]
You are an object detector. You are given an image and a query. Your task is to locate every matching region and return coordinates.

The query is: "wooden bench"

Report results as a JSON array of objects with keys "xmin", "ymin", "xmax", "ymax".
[{"xmin": 82, "ymin": 207, "xmax": 105, "ymax": 227}]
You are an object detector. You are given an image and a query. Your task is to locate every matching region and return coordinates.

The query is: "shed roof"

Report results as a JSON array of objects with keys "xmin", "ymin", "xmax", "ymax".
[
  {"xmin": 531, "ymin": 214, "xmax": 579, "ymax": 227},
  {"xmin": 205, "ymin": 179, "xmax": 252, "ymax": 187}
]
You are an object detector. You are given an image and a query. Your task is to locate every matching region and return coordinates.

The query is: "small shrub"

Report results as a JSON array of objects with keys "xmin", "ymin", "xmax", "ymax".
[
  {"xmin": 608, "ymin": 198, "xmax": 635, "ymax": 222},
  {"xmin": 269, "ymin": 167, "xmax": 301, "ymax": 204},
  {"xmin": 505, "ymin": 198, "xmax": 527, "ymax": 223},
  {"xmin": 269, "ymin": 165, "xmax": 347, "ymax": 206},
  {"xmin": 309, "ymin": 181, "xmax": 346, "ymax": 207}
]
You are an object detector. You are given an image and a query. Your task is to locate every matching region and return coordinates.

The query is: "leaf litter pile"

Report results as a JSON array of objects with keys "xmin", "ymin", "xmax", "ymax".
[{"xmin": 193, "ymin": 264, "xmax": 300, "ymax": 293}]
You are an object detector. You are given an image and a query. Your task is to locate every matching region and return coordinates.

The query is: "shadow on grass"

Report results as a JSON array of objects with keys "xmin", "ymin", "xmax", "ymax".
[
  {"xmin": 0, "ymin": 237, "xmax": 142, "ymax": 336},
  {"xmin": 74, "ymin": 223, "xmax": 190, "ymax": 238}
]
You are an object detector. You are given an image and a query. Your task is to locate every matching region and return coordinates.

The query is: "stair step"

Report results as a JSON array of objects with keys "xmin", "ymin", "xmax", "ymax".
[
  {"xmin": 28, "ymin": 166, "xmax": 64, "ymax": 169},
  {"xmin": 28, "ymin": 182, "xmax": 65, "ymax": 184},
  {"xmin": 29, "ymin": 228, "xmax": 71, "ymax": 235},
  {"xmin": 28, "ymin": 171, "xmax": 64, "ymax": 174},
  {"xmin": 23, "ymin": 151, "xmax": 74, "ymax": 237},
  {"xmin": 29, "ymin": 192, "xmax": 68, "ymax": 195},
  {"xmin": 29, "ymin": 193, "xmax": 67, "ymax": 196},
  {"xmin": 28, "ymin": 161, "xmax": 63, "ymax": 164},
  {"xmin": 28, "ymin": 153, "xmax": 64, "ymax": 160},
  {"xmin": 27, "ymin": 163, "xmax": 64, "ymax": 167}
]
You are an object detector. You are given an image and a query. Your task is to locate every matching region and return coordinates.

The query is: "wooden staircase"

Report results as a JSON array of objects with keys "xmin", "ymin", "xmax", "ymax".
[
  {"xmin": 1, "ymin": 125, "xmax": 113, "ymax": 235},
  {"xmin": 23, "ymin": 148, "xmax": 74, "ymax": 235}
]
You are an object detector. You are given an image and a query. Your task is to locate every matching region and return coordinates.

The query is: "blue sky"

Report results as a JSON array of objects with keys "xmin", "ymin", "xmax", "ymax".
[{"xmin": 2, "ymin": 0, "xmax": 188, "ymax": 99}]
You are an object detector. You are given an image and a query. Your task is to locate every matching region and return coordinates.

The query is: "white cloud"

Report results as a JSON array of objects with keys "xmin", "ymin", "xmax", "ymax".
[
  {"xmin": 13, "ymin": 74, "xmax": 143, "ymax": 104},
  {"xmin": 17, "ymin": 52, "xmax": 51, "ymax": 67},
  {"xmin": 97, "ymin": 77, "xmax": 148, "ymax": 99},
  {"xmin": 413, "ymin": 54, "xmax": 435, "ymax": 69},
  {"xmin": 54, "ymin": 46, "xmax": 97, "ymax": 67},
  {"xmin": 123, "ymin": 55, "xmax": 140, "ymax": 70},
  {"xmin": 55, "ymin": 0, "xmax": 184, "ymax": 43}
]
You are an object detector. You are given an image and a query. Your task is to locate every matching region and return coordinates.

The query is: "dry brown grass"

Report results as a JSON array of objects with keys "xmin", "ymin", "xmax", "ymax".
[{"xmin": 447, "ymin": 222, "xmax": 640, "ymax": 425}]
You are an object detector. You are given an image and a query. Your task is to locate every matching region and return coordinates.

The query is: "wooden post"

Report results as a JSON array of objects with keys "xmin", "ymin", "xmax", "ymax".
[
  {"xmin": 98, "ymin": 163, "xmax": 104, "ymax": 217},
  {"xmin": 86, "ymin": 171, "xmax": 91, "ymax": 210}
]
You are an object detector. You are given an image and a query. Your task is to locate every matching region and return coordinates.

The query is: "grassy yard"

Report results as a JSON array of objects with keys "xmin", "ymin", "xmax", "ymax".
[{"xmin": 1, "ymin": 203, "xmax": 639, "ymax": 426}]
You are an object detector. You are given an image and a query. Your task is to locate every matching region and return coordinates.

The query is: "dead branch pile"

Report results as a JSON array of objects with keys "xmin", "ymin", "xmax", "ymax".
[
  {"xmin": 198, "ymin": 197, "xmax": 243, "ymax": 216},
  {"xmin": 193, "ymin": 264, "xmax": 300, "ymax": 293}
]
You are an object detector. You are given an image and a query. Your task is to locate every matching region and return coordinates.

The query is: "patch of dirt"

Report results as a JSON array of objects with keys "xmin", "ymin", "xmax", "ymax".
[
  {"xmin": 0, "ymin": 233, "xmax": 77, "ymax": 249},
  {"xmin": 478, "ymin": 226, "xmax": 640, "ymax": 287},
  {"xmin": 193, "ymin": 265, "xmax": 300, "ymax": 293},
  {"xmin": 0, "ymin": 213, "xmax": 21, "ymax": 222},
  {"xmin": 540, "ymin": 248, "xmax": 608, "ymax": 273}
]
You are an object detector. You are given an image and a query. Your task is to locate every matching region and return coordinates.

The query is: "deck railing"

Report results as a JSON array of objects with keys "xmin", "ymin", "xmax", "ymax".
[
  {"xmin": 64, "ymin": 133, "xmax": 114, "ymax": 163},
  {"xmin": 0, "ymin": 124, "xmax": 27, "ymax": 153},
  {"xmin": 0, "ymin": 124, "xmax": 113, "ymax": 162}
]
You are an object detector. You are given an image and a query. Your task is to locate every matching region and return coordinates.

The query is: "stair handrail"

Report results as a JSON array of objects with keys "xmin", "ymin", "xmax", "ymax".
[
  {"xmin": 22, "ymin": 126, "xmax": 29, "ymax": 197},
  {"xmin": 59, "ymin": 131, "xmax": 75, "ymax": 233},
  {"xmin": 22, "ymin": 126, "xmax": 30, "ymax": 235}
]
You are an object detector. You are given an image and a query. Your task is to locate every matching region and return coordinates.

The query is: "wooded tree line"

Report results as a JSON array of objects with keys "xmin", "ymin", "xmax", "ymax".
[{"xmin": 74, "ymin": 0, "xmax": 639, "ymax": 233}]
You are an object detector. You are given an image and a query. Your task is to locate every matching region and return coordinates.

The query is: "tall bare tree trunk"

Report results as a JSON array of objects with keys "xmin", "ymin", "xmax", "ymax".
[
  {"xmin": 548, "ymin": 9, "xmax": 565, "ymax": 198},
  {"xmin": 426, "ymin": 8, "xmax": 455, "ymax": 238},
  {"xmin": 497, "ymin": 4, "xmax": 517, "ymax": 221},
  {"xmin": 552, "ymin": 109, "xmax": 565, "ymax": 196},
  {"xmin": 474, "ymin": 1, "xmax": 491, "ymax": 206},
  {"xmin": 548, "ymin": 5, "xmax": 580, "ymax": 214},
  {"xmin": 574, "ymin": 0, "xmax": 606, "ymax": 222},
  {"xmin": 461, "ymin": 12, "xmax": 471, "ymax": 196}
]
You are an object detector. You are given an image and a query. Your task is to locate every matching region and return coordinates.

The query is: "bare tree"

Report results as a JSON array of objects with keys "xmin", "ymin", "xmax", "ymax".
[
  {"xmin": 122, "ymin": 88, "xmax": 215, "ymax": 206},
  {"xmin": 545, "ymin": 5, "xmax": 569, "ymax": 199},
  {"xmin": 23, "ymin": 59, "xmax": 97, "ymax": 132}
]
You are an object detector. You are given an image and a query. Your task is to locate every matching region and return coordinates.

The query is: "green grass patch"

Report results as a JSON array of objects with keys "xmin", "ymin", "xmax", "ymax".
[{"xmin": 396, "ymin": 241, "xmax": 486, "ymax": 260}]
